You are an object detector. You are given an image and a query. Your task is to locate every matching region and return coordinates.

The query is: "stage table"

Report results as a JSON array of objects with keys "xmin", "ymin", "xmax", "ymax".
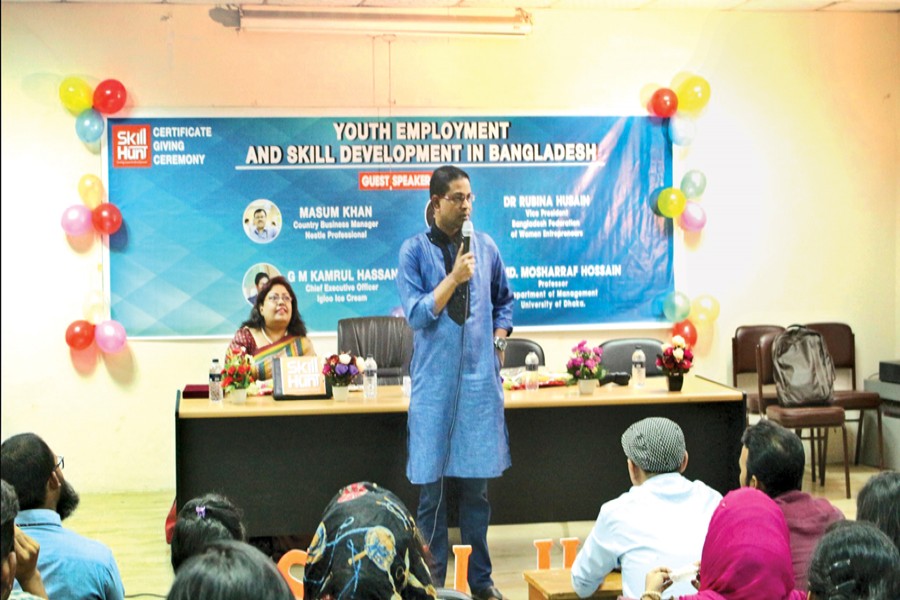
[{"xmin": 176, "ymin": 375, "xmax": 744, "ymax": 536}]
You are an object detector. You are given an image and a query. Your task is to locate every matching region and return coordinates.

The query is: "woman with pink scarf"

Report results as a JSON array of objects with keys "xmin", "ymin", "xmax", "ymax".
[{"xmin": 640, "ymin": 487, "xmax": 804, "ymax": 600}]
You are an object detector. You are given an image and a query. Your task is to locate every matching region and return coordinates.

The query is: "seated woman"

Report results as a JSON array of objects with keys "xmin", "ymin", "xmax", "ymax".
[
  {"xmin": 170, "ymin": 493, "xmax": 246, "ymax": 571},
  {"xmin": 228, "ymin": 275, "xmax": 315, "ymax": 384},
  {"xmin": 303, "ymin": 481, "xmax": 437, "ymax": 600},
  {"xmin": 807, "ymin": 520, "xmax": 900, "ymax": 600},
  {"xmin": 167, "ymin": 539, "xmax": 293, "ymax": 600},
  {"xmin": 643, "ymin": 487, "xmax": 804, "ymax": 600}
]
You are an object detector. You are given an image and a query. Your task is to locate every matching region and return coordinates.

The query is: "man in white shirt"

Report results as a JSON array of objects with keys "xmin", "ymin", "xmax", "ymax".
[{"xmin": 570, "ymin": 417, "xmax": 721, "ymax": 599}]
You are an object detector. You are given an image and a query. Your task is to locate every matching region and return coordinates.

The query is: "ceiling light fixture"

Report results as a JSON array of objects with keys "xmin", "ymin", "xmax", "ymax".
[{"xmin": 237, "ymin": 6, "xmax": 534, "ymax": 37}]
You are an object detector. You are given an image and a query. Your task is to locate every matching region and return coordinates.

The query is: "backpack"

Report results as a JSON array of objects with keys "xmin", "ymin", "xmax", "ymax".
[{"xmin": 772, "ymin": 325, "xmax": 835, "ymax": 407}]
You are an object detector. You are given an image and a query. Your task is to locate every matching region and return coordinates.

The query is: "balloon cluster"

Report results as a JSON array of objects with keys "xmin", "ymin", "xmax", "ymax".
[
  {"xmin": 61, "ymin": 174, "xmax": 123, "ymax": 237},
  {"xmin": 647, "ymin": 74, "xmax": 711, "ymax": 232},
  {"xmin": 65, "ymin": 291, "xmax": 127, "ymax": 353},
  {"xmin": 59, "ymin": 76, "xmax": 127, "ymax": 143},
  {"xmin": 660, "ymin": 291, "xmax": 721, "ymax": 347},
  {"xmin": 65, "ymin": 318, "xmax": 128, "ymax": 353}
]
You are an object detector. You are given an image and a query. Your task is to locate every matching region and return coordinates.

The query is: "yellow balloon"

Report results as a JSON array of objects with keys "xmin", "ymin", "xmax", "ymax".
[
  {"xmin": 657, "ymin": 187, "xmax": 687, "ymax": 218},
  {"xmin": 59, "ymin": 76, "xmax": 94, "ymax": 116},
  {"xmin": 78, "ymin": 174, "xmax": 105, "ymax": 209},
  {"xmin": 690, "ymin": 294, "xmax": 721, "ymax": 323},
  {"xmin": 82, "ymin": 290, "xmax": 110, "ymax": 323},
  {"xmin": 676, "ymin": 75, "xmax": 711, "ymax": 114}
]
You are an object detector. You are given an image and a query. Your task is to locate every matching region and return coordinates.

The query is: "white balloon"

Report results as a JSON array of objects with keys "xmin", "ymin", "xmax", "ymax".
[
  {"xmin": 82, "ymin": 290, "xmax": 110, "ymax": 323},
  {"xmin": 669, "ymin": 114, "xmax": 697, "ymax": 146}
]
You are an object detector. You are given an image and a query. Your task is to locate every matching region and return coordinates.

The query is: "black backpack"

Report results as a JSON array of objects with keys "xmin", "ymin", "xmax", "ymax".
[{"xmin": 772, "ymin": 325, "xmax": 835, "ymax": 407}]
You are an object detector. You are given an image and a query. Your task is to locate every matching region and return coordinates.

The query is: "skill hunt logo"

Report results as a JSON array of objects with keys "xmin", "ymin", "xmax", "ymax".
[{"xmin": 112, "ymin": 125, "xmax": 151, "ymax": 168}]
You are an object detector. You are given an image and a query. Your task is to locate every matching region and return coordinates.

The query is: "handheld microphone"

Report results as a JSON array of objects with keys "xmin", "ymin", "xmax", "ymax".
[{"xmin": 461, "ymin": 220, "xmax": 473, "ymax": 254}]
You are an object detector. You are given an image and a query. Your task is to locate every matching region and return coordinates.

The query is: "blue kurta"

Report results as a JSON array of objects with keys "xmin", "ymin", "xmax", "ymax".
[{"xmin": 397, "ymin": 229, "xmax": 514, "ymax": 484}]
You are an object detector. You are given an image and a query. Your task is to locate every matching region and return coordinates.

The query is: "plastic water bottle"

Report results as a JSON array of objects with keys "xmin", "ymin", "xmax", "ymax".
[
  {"xmin": 525, "ymin": 351, "xmax": 540, "ymax": 391},
  {"xmin": 631, "ymin": 345, "xmax": 646, "ymax": 388},
  {"xmin": 363, "ymin": 354, "xmax": 378, "ymax": 399},
  {"xmin": 209, "ymin": 358, "xmax": 223, "ymax": 403}
]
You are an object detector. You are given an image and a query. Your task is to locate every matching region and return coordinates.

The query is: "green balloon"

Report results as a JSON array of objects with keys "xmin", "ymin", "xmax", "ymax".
[{"xmin": 663, "ymin": 291, "xmax": 691, "ymax": 322}]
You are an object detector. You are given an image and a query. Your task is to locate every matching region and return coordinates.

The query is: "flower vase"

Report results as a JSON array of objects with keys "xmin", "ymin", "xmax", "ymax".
[
  {"xmin": 667, "ymin": 373, "xmax": 684, "ymax": 392},
  {"xmin": 227, "ymin": 388, "xmax": 248, "ymax": 404},
  {"xmin": 332, "ymin": 385, "xmax": 350, "ymax": 401},
  {"xmin": 577, "ymin": 378, "xmax": 596, "ymax": 396}
]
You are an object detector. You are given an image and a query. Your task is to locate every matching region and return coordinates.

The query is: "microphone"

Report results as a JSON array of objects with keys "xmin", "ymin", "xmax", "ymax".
[{"xmin": 461, "ymin": 220, "xmax": 473, "ymax": 254}]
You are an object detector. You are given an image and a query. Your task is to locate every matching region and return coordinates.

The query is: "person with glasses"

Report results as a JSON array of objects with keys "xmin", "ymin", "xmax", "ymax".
[
  {"xmin": 0, "ymin": 433, "xmax": 125, "ymax": 600},
  {"xmin": 396, "ymin": 165, "xmax": 514, "ymax": 600},
  {"xmin": 228, "ymin": 275, "xmax": 316, "ymax": 383}
]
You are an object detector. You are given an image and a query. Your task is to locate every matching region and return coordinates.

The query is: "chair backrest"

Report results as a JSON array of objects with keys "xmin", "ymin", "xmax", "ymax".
[
  {"xmin": 336, "ymin": 317, "xmax": 414, "ymax": 385},
  {"xmin": 276, "ymin": 548, "xmax": 307, "ymax": 599},
  {"xmin": 503, "ymin": 338, "xmax": 545, "ymax": 368},
  {"xmin": 805, "ymin": 322, "xmax": 856, "ymax": 389},
  {"xmin": 756, "ymin": 331, "xmax": 781, "ymax": 414},
  {"xmin": 599, "ymin": 338, "xmax": 665, "ymax": 376},
  {"xmin": 732, "ymin": 325, "xmax": 786, "ymax": 385}
]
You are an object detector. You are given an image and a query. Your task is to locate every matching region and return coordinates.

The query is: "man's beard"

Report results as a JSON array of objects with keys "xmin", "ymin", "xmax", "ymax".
[{"xmin": 57, "ymin": 480, "xmax": 80, "ymax": 521}]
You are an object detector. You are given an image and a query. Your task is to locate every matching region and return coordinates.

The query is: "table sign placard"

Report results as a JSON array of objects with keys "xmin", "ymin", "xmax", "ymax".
[{"xmin": 273, "ymin": 356, "xmax": 332, "ymax": 400}]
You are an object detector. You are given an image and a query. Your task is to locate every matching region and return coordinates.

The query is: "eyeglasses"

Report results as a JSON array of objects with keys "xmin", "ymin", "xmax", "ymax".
[
  {"xmin": 441, "ymin": 193, "xmax": 475, "ymax": 205},
  {"xmin": 55, "ymin": 456, "xmax": 65, "ymax": 471},
  {"xmin": 266, "ymin": 294, "xmax": 292, "ymax": 305}
]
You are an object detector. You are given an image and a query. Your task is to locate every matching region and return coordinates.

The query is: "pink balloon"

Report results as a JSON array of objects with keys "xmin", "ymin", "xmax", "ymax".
[
  {"xmin": 95, "ymin": 319, "xmax": 127, "ymax": 353},
  {"xmin": 679, "ymin": 201, "xmax": 707, "ymax": 231},
  {"xmin": 61, "ymin": 205, "xmax": 94, "ymax": 236}
]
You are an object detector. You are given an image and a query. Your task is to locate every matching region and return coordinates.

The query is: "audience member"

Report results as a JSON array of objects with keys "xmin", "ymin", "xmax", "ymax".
[
  {"xmin": 228, "ymin": 275, "xmax": 316, "ymax": 382},
  {"xmin": 0, "ymin": 434, "xmax": 124, "ymax": 600},
  {"xmin": 856, "ymin": 470, "xmax": 899, "ymax": 548},
  {"xmin": 1, "ymin": 480, "xmax": 47, "ymax": 600},
  {"xmin": 570, "ymin": 418, "xmax": 721, "ymax": 599},
  {"xmin": 643, "ymin": 487, "xmax": 805, "ymax": 600},
  {"xmin": 304, "ymin": 481, "xmax": 437, "ymax": 600},
  {"xmin": 166, "ymin": 539, "xmax": 292, "ymax": 600},
  {"xmin": 170, "ymin": 493, "xmax": 246, "ymax": 571},
  {"xmin": 739, "ymin": 419, "xmax": 844, "ymax": 590},
  {"xmin": 807, "ymin": 521, "xmax": 900, "ymax": 600}
]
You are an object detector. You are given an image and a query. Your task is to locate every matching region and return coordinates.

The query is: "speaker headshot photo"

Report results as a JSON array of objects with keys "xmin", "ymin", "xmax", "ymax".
[{"xmin": 243, "ymin": 200, "xmax": 282, "ymax": 244}]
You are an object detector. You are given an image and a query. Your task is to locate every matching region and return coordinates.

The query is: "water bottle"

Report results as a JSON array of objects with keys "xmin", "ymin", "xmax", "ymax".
[
  {"xmin": 209, "ymin": 358, "xmax": 223, "ymax": 403},
  {"xmin": 524, "ymin": 351, "xmax": 540, "ymax": 391},
  {"xmin": 631, "ymin": 345, "xmax": 646, "ymax": 388},
  {"xmin": 363, "ymin": 354, "xmax": 378, "ymax": 399}
]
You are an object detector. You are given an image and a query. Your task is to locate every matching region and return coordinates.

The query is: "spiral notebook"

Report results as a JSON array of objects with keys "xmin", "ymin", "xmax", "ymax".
[{"xmin": 272, "ymin": 356, "xmax": 333, "ymax": 400}]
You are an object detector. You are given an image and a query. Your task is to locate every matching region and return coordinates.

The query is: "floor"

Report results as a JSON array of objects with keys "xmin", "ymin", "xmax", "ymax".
[{"xmin": 64, "ymin": 463, "xmax": 874, "ymax": 600}]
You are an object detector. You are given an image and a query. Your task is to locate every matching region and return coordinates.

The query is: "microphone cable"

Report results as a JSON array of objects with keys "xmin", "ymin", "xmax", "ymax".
[{"xmin": 425, "ymin": 234, "xmax": 470, "ymax": 571}]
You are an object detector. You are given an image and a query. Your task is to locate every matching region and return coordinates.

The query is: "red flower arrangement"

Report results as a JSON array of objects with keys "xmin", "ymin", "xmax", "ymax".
[
  {"xmin": 222, "ymin": 346, "xmax": 256, "ymax": 393},
  {"xmin": 656, "ymin": 335, "xmax": 694, "ymax": 376}
]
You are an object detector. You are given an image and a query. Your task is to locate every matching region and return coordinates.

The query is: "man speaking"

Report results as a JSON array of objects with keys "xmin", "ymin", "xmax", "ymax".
[{"xmin": 397, "ymin": 165, "xmax": 514, "ymax": 600}]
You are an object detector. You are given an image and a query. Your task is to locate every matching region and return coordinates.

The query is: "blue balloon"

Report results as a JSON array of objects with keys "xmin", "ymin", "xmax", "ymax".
[{"xmin": 75, "ymin": 108, "xmax": 105, "ymax": 143}]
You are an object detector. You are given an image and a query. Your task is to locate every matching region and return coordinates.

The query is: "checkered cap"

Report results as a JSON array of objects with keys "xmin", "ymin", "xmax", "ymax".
[{"xmin": 621, "ymin": 417, "xmax": 686, "ymax": 473}]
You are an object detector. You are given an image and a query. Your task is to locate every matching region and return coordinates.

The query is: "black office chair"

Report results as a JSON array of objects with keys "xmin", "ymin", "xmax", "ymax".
[
  {"xmin": 503, "ymin": 338, "xmax": 545, "ymax": 369},
  {"xmin": 336, "ymin": 316, "xmax": 414, "ymax": 385},
  {"xmin": 599, "ymin": 338, "xmax": 665, "ymax": 376}
]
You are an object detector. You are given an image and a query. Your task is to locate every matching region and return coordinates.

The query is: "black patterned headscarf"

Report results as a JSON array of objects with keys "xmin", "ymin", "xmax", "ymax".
[{"xmin": 304, "ymin": 482, "xmax": 437, "ymax": 600}]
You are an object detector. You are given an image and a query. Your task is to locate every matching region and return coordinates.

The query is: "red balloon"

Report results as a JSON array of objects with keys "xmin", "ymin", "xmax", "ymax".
[
  {"xmin": 93, "ymin": 79, "xmax": 127, "ymax": 114},
  {"xmin": 92, "ymin": 203, "xmax": 123, "ymax": 235},
  {"xmin": 649, "ymin": 88, "xmax": 679, "ymax": 118},
  {"xmin": 66, "ymin": 320, "xmax": 95, "ymax": 350},
  {"xmin": 672, "ymin": 319, "xmax": 698, "ymax": 347}
]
